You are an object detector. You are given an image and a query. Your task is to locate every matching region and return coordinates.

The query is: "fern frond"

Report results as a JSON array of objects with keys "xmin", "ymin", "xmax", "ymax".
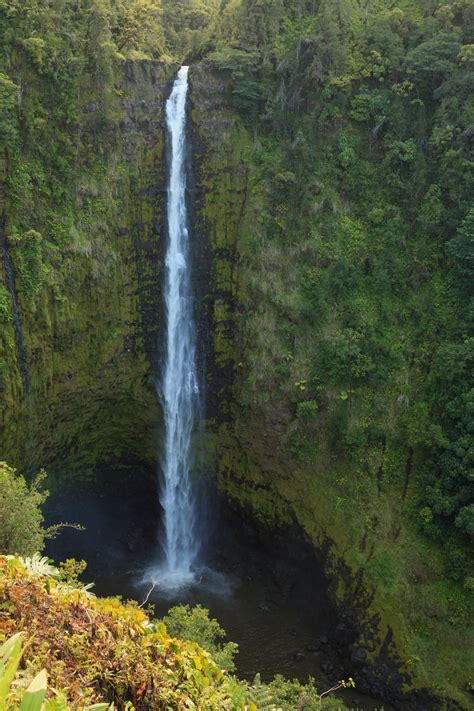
[{"xmin": 21, "ymin": 554, "xmax": 59, "ymax": 578}]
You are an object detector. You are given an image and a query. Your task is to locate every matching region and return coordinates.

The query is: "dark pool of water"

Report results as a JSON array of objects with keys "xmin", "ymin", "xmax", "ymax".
[{"xmin": 44, "ymin": 465, "xmax": 387, "ymax": 710}]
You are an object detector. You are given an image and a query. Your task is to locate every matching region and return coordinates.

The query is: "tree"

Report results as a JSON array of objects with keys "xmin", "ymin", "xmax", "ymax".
[
  {"xmin": 239, "ymin": 0, "xmax": 284, "ymax": 51},
  {"xmin": 112, "ymin": 0, "xmax": 165, "ymax": 58},
  {"xmin": 87, "ymin": 0, "xmax": 115, "ymax": 104},
  {"xmin": 0, "ymin": 462, "xmax": 48, "ymax": 555},
  {"xmin": 448, "ymin": 208, "xmax": 474, "ymax": 283},
  {"xmin": 0, "ymin": 72, "xmax": 18, "ymax": 147},
  {"xmin": 404, "ymin": 32, "xmax": 462, "ymax": 93}
]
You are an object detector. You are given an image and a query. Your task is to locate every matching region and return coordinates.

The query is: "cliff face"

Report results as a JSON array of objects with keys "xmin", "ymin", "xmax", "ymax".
[
  {"xmin": 187, "ymin": 64, "xmax": 472, "ymax": 709},
  {"xmin": 0, "ymin": 56, "xmax": 471, "ymax": 708},
  {"xmin": 0, "ymin": 61, "xmax": 175, "ymax": 477},
  {"xmin": 188, "ymin": 67, "xmax": 250, "ymax": 425}
]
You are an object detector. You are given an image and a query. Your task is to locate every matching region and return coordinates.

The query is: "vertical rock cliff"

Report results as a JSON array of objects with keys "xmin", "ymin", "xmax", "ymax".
[
  {"xmin": 0, "ymin": 61, "xmax": 175, "ymax": 476},
  {"xmin": 187, "ymin": 62, "xmax": 472, "ymax": 709}
]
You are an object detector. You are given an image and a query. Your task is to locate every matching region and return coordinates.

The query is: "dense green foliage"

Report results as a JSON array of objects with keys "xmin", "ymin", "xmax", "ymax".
[
  {"xmin": 161, "ymin": 0, "xmax": 219, "ymax": 58},
  {"xmin": 0, "ymin": 462, "xmax": 47, "ymax": 555},
  {"xmin": 193, "ymin": 0, "xmax": 473, "ymax": 704},
  {"xmin": 209, "ymin": 0, "xmax": 473, "ymax": 580},
  {"xmin": 0, "ymin": 0, "xmax": 472, "ymax": 707},
  {"xmin": 162, "ymin": 604, "xmax": 239, "ymax": 672}
]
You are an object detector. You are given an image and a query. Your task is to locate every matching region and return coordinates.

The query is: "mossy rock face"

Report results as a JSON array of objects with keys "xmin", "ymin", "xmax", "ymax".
[
  {"xmin": 188, "ymin": 64, "xmax": 473, "ymax": 710},
  {"xmin": 0, "ymin": 61, "xmax": 176, "ymax": 477},
  {"xmin": 0, "ymin": 50, "xmax": 471, "ymax": 709},
  {"xmin": 188, "ymin": 65, "xmax": 252, "ymax": 425}
]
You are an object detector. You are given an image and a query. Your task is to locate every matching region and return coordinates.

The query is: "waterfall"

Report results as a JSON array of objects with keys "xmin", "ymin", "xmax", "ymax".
[{"xmin": 159, "ymin": 66, "xmax": 201, "ymax": 584}]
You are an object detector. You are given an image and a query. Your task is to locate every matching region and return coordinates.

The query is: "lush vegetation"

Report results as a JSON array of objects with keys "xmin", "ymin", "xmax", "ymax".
[
  {"xmin": 163, "ymin": 604, "xmax": 239, "ymax": 673},
  {"xmin": 192, "ymin": 0, "xmax": 473, "ymax": 705},
  {"xmin": 209, "ymin": 0, "xmax": 474, "ymax": 563},
  {"xmin": 0, "ymin": 555, "xmax": 351, "ymax": 710},
  {"xmin": 0, "ymin": 0, "xmax": 472, "ymax": 708},
  {"xmin": 0, "ymin": 554, "xmax": 245, "ymax": 709},
  {"xmin": 0, "ymin": 492, "xmax": 349, "ymax": 709},
  {"xmin": 0, "ymin": 462, "xmax": 48, "ymax": 555},
  {"xmin": 241, "ymin": 0, "xmax": 472, "ymax": 561}
]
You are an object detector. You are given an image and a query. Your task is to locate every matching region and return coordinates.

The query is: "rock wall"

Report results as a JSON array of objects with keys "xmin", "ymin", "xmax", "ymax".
[
  {"xmin": 0, "ymin": 61, "xmax": 175, "ymax": 477},
  {"xmin": 0, "ymin": 56, "xmax": 469, "ymax": 709},
  {"xmin": 187, "ymin": 64, "xmax": 469, "ymax": 710}
]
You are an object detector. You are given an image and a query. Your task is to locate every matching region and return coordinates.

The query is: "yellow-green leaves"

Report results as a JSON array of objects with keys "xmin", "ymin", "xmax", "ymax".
[{"xmin": 0, "ymin": 632, "xmax": 23, "ymax": 710}]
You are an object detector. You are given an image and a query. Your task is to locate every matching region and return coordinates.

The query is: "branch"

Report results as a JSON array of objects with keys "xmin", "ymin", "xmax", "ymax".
[
  {"xmin": 138, "ymin": 582, "xmax": 157, "ymax": 608},
  {"xmin": 45, "ymin": 522, "xmax": 85, "ymax": 540}
]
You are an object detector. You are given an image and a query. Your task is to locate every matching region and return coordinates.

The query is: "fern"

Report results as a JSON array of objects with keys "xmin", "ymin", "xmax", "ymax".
[
  {"xmin": 247, "ymin": 674, "xmax": 280, "ymax": 710},
  {"xmin": 20, "ymin": 554, "xmax": 59, "ymax": 578}
]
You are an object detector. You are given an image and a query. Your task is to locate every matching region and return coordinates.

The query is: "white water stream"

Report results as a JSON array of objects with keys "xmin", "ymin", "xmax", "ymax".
[{"xmin": 159, "ymin": 66, "xmax": 200, "ymax": 586}]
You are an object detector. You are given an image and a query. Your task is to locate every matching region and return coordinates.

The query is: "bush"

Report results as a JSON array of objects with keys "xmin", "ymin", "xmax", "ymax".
[
  {"xmin": 0, "ymin": 632, "xmax": 110, "ymax": 711},
  {"xmin": 366, "ymin": 551, "xmax": 396, "ymax": 589},
  {"xmin": 162, "ymin": 604, "xmax": 238, "ymax": 672},
  {"xmin": 296, "ymin": 399, "xmax": 319, "ymax": 422},
  {"xmin": 0, "ymin": 557, "xmax": 248, "ymax": 709},
  {"xmin": 0, "ymin": 71, "xmax": 18, "ymax": 146},
  {"xmin": 0, "ymin": 462, "xmax": 48, "ymax": 556}
]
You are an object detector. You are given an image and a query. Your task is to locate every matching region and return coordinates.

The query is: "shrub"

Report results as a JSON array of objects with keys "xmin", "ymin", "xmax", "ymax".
[
  {"xmin": 0, "ymin": 632, "xmax": 110, "ymax": 711},
  {"xmin": 296, "ymin": 399, "xmax": 319, "ymax": 422},
  {"xmin": 0, "ymin": 463, "xmax": 48, "ymax": 556},
  {"xmin": 162, "ymin": 604, "xmax": 239, "ymax": 672},
  {"xmin": 0, "ymin": 557, "xmax": 248, "ymax": 709}
]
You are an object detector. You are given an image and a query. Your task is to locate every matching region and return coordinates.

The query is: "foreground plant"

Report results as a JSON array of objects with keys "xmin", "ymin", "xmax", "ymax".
[
  {"xmin": 0, "ymin": 555, "xmax": 351, "ymax": 710},
  {"xmin": 0, "ymin": 632, "xmax": 111, "ymax": 710},
  {"xmin": 0, "ymin": 556, "xmax": 249, "ymax": 709}
]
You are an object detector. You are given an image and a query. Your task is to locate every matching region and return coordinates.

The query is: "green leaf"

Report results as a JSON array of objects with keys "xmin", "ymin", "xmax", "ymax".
[
  {"xmin": 0, "ymin": 633, "xmax": 23, "ymax": 706},
  {"xmin": 19, "ymin": 669, "xmax": 47, "ymax": 711}
]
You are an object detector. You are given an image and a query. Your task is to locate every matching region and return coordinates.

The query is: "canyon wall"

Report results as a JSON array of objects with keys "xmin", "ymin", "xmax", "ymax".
[
  {"xmin": 188, "ymin": 63, "xmax": 471, "ymax": 709},
  {"xmin": 0, "ymin": 61, "xmax": 175, "ymax": 477},
  {"xmin": 0, "ymin": 55, "xmax": 471, "ymax": 709}
]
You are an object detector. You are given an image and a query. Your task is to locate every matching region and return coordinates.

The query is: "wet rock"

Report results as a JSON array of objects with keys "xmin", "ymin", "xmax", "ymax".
[
  {"xmin": 370, "ymin": 683, "xmax": 383, "ymax": 698},
  {"xmin": 293, "ymin": 651, "xmax": 305, "ymax": 662},
  {"xmin": 350, "ymin": 647, "xmax": 367, "ymax": 664},
  {"xmin": 321, "ymin": 661, "xmax": 334, "ymax": 674}
]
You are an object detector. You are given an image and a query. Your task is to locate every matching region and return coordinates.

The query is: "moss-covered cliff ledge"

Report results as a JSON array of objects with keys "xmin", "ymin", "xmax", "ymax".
[
  {"xmin": 0, "ymin": 60, "xmax": 176, "ymax": 477},
  {"xmin": 188, "ymin": 63, "xmax": 472, "ymax": 710}
]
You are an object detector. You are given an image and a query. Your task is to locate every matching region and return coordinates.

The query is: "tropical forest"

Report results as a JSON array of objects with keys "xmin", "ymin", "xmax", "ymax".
[{"xmin": 0, "ymin": 0, "xmax": 472, "ymax": 709}]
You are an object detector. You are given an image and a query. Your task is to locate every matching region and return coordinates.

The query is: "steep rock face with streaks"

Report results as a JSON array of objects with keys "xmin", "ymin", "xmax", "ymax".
[
  {"xmin": 187, "ymin": 59, "xmax": 472, "ymax": 709},
  {"xmin": 0, "ymin": 61, "xmax": 175, "ymax": 477}
]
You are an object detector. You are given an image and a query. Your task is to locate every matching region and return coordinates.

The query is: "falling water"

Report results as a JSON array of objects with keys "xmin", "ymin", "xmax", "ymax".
[{"xmin": 159, "ymin": 66, "xmax": 200, "ymax": 585}]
